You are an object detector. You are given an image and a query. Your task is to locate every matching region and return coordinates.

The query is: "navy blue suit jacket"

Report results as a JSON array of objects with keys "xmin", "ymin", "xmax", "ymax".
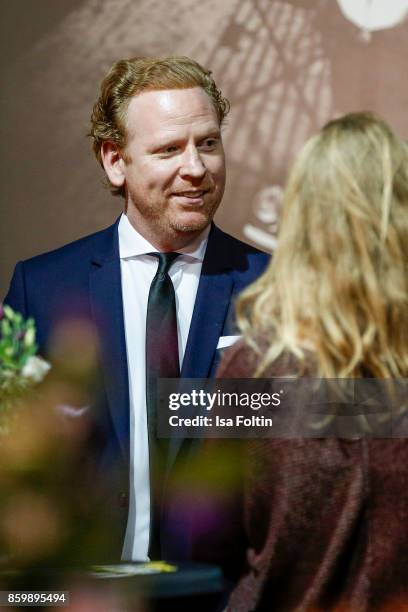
[{"xmin": 4, "ymin": 218, "xmax": 269, "ymax": 561}]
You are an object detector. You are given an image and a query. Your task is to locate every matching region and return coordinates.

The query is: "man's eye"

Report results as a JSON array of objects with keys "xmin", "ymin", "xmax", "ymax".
[
  {"xmin": 156, "ymin": 146, "xmax": 178, "ymax": 157},
  {"xmin": 200, "ymin": 138, "xmax": 218, "ymax": 150}
]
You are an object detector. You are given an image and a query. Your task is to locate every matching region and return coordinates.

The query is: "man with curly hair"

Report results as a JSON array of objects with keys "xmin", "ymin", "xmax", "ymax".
[{"xmin": 5, "ymin": 56, "xmax": 268, "ymax": 569}]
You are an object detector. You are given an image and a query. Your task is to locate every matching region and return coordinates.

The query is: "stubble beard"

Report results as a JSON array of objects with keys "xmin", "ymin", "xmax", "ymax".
[
  {"xmin": 127, "ymin": 191, "xmax": 222, "ymax": 245},
  {"xmin": 169, "ymin": 213, "xmax": 213, "ymax": 233},
  {"xmin": 168, "ymin": 196, "xmax": 223, "ymax": 235}
]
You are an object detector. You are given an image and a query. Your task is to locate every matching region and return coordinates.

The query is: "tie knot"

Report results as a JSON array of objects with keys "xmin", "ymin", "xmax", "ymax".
[{"xmin": 150, "ymin": 252, "xmax": 179, "ymax": 277}]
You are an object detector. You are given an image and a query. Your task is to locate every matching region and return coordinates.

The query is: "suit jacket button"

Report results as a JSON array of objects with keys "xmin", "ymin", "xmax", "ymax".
[{"xmin": 118, "ymin": 492, "xmax": 128, "ymax": 508}]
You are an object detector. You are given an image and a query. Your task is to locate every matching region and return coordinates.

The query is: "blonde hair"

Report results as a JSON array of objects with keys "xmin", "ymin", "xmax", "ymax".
[
  {"xmin": 237, "ymin": 112, "xmax": 408, "ymax": 377},
  {"xmin": 89, "ymin": 56, "xmax": 230, "ymax": 197}
]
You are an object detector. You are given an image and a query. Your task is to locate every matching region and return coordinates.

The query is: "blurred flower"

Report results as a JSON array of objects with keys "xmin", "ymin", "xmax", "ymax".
[
  {"xmin": 21, "ymin": 355, "xmax": 51, "ymax": 383},
  {"xmin": 0, "ymin": 306, "xmax": 122, "ymax": 586},
  {"xmin": 1, "ymin": 491, "xmax": 62, "ymax": 562},
  {"xmin": 0, "ymin": 303, "xmax": 50, "ymax": 431}
]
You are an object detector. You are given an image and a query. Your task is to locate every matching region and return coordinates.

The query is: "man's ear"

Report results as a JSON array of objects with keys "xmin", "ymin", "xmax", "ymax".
[{"xmin": 101, "ymin": 141, "xmax": 126, "ymax": 187}]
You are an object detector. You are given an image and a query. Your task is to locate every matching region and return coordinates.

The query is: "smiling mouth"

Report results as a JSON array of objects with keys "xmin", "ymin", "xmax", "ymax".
[{"xmin": 172, "ymin": 190, "xmax": 208, "ymax": 198}]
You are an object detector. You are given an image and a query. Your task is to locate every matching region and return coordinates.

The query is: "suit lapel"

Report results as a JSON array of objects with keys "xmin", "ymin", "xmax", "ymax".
[
  {"xmin": 181, "ymin": 224, "xmax": 235, "ymax": 378},
  {"xmin": 168, "ymin": 226, "xmax": 235, "ymax": 470},
  {"xmin": 89, "ymin": 219, "xmax": 130, "ymax": 464}
]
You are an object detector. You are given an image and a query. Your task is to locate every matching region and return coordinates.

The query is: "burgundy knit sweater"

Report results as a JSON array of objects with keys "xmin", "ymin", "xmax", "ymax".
[{"xmin": 218, "ymin": 341, "xmax": 408, "ymax": 612}]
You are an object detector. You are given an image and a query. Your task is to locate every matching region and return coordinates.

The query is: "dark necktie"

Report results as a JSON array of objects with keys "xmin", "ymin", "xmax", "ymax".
[{"xmin": 145, "ymin": 252, "xmax": 180, "ymax": 558}]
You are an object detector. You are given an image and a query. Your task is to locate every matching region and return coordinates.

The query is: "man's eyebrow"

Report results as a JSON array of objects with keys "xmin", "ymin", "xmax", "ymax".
[
  {"xmin": 200, "ymin": 129, "xmax": 221, "ymax": 139},
  {"xmin": 149, "ymin": 130, "xmax": 221, "ymax": 150},
  {"xmin": 148, "ymin": 138, "xmax": 182, "ymax": 151}
]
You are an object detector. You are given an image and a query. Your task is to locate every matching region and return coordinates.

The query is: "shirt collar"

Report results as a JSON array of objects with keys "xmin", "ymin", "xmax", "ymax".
[{"xmin": 118, "ymin": 213, "xmax": 209, "ymax": 262}]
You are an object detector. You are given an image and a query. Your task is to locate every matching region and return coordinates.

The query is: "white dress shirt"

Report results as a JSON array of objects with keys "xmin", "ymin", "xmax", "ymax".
[{"xmin": 118, "ymin": 213, "xmax": 209, "ymax": 560}]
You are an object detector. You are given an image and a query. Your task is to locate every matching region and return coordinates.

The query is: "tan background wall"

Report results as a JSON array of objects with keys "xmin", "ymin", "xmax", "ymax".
[{"xmin": 1, "ymin": 0, "xmax": 407, "ymax": 296}]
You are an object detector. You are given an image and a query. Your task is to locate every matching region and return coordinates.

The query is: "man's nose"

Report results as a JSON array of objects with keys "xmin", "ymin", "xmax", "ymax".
[{"xmin": 179, "ymin": 146, "xmax": 206, "ymax": 178}]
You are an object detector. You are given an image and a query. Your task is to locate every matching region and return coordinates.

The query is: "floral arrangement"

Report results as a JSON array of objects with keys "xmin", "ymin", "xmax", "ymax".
[{"xmin": 0, "ymin": 303, "xmax": 50, "ymax": 430}]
